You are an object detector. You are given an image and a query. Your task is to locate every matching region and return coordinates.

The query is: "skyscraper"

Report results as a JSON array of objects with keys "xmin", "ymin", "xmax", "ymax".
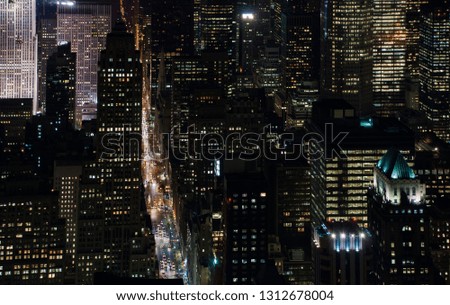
[
  {"xmin": 321, "ymin": 0, "xmax": 373, "ymax": 115},
  {"xmin": 0, "ymin": 0, "xmax": 37, "ymax": 113},
  {"xmin": 223, "ymin": 173, "xmax": 269, "ymax": 284},
  {"xmin": 308, "ymin": 99, "xmax": 415, "ymax": 228},
  {"xmin": 313, "ymin": 221, "xmax": 372, "ymax": 284},
  {"xmin": 200, "ymin": 0, "xmax": 236, "ymax": 59},
  {"xmin": 368, "ymin": 149, "xmax": 435, "ymax": 284},
  {"xmin": 0, "ymin": 99, "xmax": 33, "ymax": 148},
  {"xmin": 419, "ymin": 1, "xmax": 450, "ymax": 142},
  {"xmin": 373, "ymin": 0, "xmax": 407, "ymax": 116},
  {"xmin": 45, "ymin": 42, "xmax": 76, "ymax": 128},
  {"xmin": 76, "ymin": 22, "xmax": 154, "ymax": 283},
  {"xmin": 53, "ymin": 161, "xmax": 82, "ymax": 282},
  {"xmin": 0, "ymin": 179, "xmax": 66, "ymax": 284},
  {"xmin": 281, "ymin": 3, "xmax": 319, "ymax": 93},
  {"xmin": 141, "ymin": 0, "xmax": 194, "ymax": 102},
  {"xmin": 57, "ymin": 0, "xmax": 111, "ymax": 128},
  {"xmin": 37, "ymin": 0, "xmax": 57, "ymax": 113},
  {"xmin": 405, "ymin": 0, "xmax": 430, "ymax": 79},
  {"xmin": 237, "ymin": 9, "xmax": 257, "ymax": 74}
]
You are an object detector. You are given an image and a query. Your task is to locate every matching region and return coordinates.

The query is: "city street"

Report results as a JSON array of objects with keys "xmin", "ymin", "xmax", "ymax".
[{"xmin": 141, "ymin": 73, "xmax": 186, "ymax": 282}]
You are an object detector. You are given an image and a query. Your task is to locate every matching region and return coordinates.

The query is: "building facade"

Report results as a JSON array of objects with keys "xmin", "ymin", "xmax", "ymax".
[
  {"xmin": 56, "ymin": 1, "xmax": 111, "ymax": 128},
  {"xmin": 0, "ymin": 0, "xmax": 37, "ymax": 113}
]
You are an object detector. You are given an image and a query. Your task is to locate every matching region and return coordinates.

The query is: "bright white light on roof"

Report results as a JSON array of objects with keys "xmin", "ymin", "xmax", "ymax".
[
  {"xmin": 242, "ymin": 13, "xmax": 254, "ymax": 20},
  {"xmin": 57, "ymin": 1, "xmax": 75, "ymax": 6}
]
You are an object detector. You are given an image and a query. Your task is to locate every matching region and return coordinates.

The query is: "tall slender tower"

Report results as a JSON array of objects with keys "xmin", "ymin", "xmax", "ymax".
[
  {"xmin": 46, "ymin": 42, "xmax": 76, "ymax": 128},
  {"xmin": 321, "ymin": 0, "xmax": 373, "ymax": 116},
  {"xmin": 373, "ymin": 0, "xmax": 407, "ymax": 117},
  {"xmin": 0, "ymin": 0, "xmax": 37, "ymax": 113},
  {"xmin": 282, "ymin": 3, "xmax": 320, "ymax": 93},
  {"xmin": 419, "ymin": 0, "xmax": 450, "ymax": 142}
]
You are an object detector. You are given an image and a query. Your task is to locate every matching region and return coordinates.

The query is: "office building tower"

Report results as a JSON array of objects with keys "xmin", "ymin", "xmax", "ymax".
[
  {"xmin": 272, "ymin": 0, "xmax": 282, "ymax": 43},
  {"xmin": 223, "ymin": 173, "xmax": 269, "ymax": 284},
  {"xmin": 373, "ymin": 0, "xmax": 407, "ymax": 116},
  {"xmin": 404, "ymin": 0, "xmax": 426, "ymax": 113},
  {"xmin": 37, "ymin": 1, "xmax": 57, "ymax": 112},
  {"xmin": 200, "ymin": 0, "xmax": 236, "ymax": 60},
  {"xmin": 286, "ymin": 81, "xmax": 319, "ymax": 128},
  {"xmin": 255, "ymin": 41, "xmax": 282, "ymax": 97},
  {"xmin": 419, "ymin": 1, "xmax": 450, "ymax": 143},
  {"xmin": 144, "ymin": 0, "xmax": 194, "ymax": 55},
  {"xmin": 275, "ymin": 159, "xmax": 311, "ymax": 240},
  {"xmin": 76, "ymin": 22, "xmax": 154, "ymax": 283},
  {"xmin": 308, "ymin": 99, "xmax": 415, "ymax": 228},
  {"xmin": 237, "ymin": 9, "xmax": 257, "ymax": 74},
  {"xmin": 0, "ymin": 98, "xmax": 33, "ymax": 148},
  {"xmin": 313, "ymin": 221, "xmax": 372, "ymax": 284},
  {"xmin": 0, "ymin": 0, "xmax": 37, "ymax": 113},
  {"xmin": 171, "ymin": 53, "xmax": 231, "ymax": 134},
  {"xmin": 57, "ymin": 1, "xmax": 111, "ymax": 128},
  {"xmin": 281, "ymin": 5, "xmax": 319, "ymax": 92},
  {"xmin": 0, "ymin": 179, "xmax": 66, "ymax": 284},
  {"xmin": 415, "ymin": 146, "xmax": 450, "ymax": 203},
  {"xmin": 429, "ymin": 198, "xmax": 450, "ymax": 284},
  {"xmin": 53, "ymin": 161, "xmax": 82, "ymax": 282},
  {"xmin": 406, "ymin": 0, "xmax": 429, "ymax": 79},
  {"xmin": 321, "ymin": 0, "xmax": 373, "ymax": 116},
  {"xmin": 368, "ymin": 149, "xmax": 435, "ymax": 284},
  {"xmin": 37, "ymin": 0, "xmax": 57, "ymax": 106},
  {"xmin": 45, "ymin": 43, "xmax": 77, "ymax": 128},
  {"xmin": 141, "ymin": 0, "xmax": 194, "ymax": 102}
]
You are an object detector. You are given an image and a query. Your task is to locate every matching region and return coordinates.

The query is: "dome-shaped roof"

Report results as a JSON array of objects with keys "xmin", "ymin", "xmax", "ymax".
[{"xmin": 376, "ymin": 149, "xmax": 416, "ymax": 180}]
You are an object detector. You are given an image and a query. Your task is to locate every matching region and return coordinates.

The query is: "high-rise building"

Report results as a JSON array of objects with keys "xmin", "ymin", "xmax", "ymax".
[
  {"xmin": 275, "ymin": 159, "xmax": 311, "ymax": 240},
  {"xmin": 140, "ymin": 0, "xmax": 194, "ymax": 102},
  {"xmin": 200, "ymin": 0, "xmax": 236, "ymax": 60},
  {"xmin": 313, "ymin": 221, "xmax": 372, "ymax": 284},
  {"xmin": 53, "ymin": 161, "xmax": 82, "ymax": 283},
  {"xmin": 308, "ymin": 99, "xmax": 415, "ymax": 228},
  {"xmin": 429, "ymin": 197, "xmax": 450, "ymax": 284},
  {"xmin": 0, "ymin": 179, "xmax": 66, "ymax": 284},
  {"xmin": 255, "ymin": 41, "xmax": 282, "ymax": 97},
  {"xmin": 237, "ymin": 9, "xmax": 257, "ymax": 74},
  {"xmin": 281, "ymin": 4, "xmax": 319, "ymax": 92},
  {"xmin": 0, "ymin": 98, "xmax": 33, "ymax": 148},
  {"xmin": 406, "ymin": 0, "xmax": 430, "ymax": 79},
  {"xmin": 0, "ymin": 0, "xmax": 37, "ymax": 113},
  {"xmin": 286, "ymin": 81, "xmax": 319, "ymax": 129},
  {"xmin": 373, "ymin": 0, "xmax": 407, "ymax": 117},
  {"xmin": 368, "ymin": 149, "xmax": 435, "ymax": 284},
  {"xmin": 45, "ymin": 43, "xmax": 76, "ymax": 128},
  {"xmin": 57, "ymin": 0, "xmax": 111, "ymax": 128},
  {"xmin": 223, "ymin": 173, "xmax": 269, "ymax": 284},
  {"xmin": 76, "ymin": 22, "xmax": 154, "ymax": 283},
  {"xmin": 415, "ymin": 145, "xmax": 450, "ymax": 203},
  {"xmin": 419, "ymin": 1, "xmax": 450, "ymax": 143},
  {"xmin": 429, "ymin": 198, "xmax": 450, "ymax": 284},
  {"xmin": 321, "ymin": 0, "xmax": 373, "ymax": 116},
  {"xmin": 37, "ymin": 0, "xmax": 57, "ymax": 112}
]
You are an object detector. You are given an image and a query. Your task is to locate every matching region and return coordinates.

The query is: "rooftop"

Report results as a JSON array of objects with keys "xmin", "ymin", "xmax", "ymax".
[{"xmin": 376, "ymin": 149, "xmax": 416, "ymax": 180}]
